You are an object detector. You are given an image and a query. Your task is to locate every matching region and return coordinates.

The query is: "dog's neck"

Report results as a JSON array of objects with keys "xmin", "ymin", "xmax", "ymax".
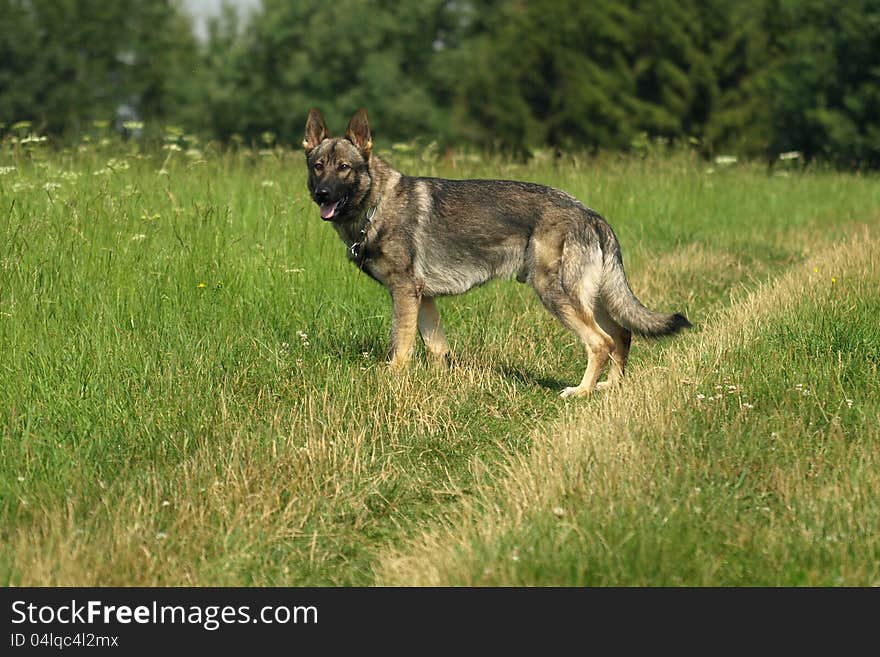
[{"xmin": 362, "ymin": 154, "xmax": 401, "ymax": 212}]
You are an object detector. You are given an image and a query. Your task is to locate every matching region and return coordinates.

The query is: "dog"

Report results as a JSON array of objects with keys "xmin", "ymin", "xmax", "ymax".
[{"xmin": 303, "ymin": 108, "xmax": 691, "ymax": 397}]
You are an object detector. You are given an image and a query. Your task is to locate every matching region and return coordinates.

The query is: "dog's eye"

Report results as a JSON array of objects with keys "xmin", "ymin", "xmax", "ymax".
[
  {"xmin": 313, "ymin": 162, "xmax": 324, "ymax": 172},
  {"xmin": 338, "ymin": 163, "xmax": 350, "ymax": 171}
]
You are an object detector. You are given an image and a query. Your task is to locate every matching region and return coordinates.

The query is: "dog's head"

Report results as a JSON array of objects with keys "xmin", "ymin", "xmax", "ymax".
[{"xmin": 303, "ymin": 108, "xmax": 373, "ymax": 222}]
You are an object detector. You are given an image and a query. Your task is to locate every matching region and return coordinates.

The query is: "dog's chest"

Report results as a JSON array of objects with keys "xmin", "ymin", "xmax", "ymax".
[{"xmin": 333, "ymin": 218, "xmax": 399, "ymax": 285}]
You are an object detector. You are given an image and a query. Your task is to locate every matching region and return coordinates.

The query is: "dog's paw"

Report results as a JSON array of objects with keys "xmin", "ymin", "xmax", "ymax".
[
  {"xmin": 387, "ymin": 356, "xmax": 410, "ymax": 371},
  {"xmin": 559, "ymin": 386, "xmax": 591, "ymax": 398}
]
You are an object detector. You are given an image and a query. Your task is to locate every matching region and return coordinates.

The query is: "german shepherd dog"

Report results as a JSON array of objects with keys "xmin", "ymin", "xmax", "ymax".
[{"xmin": 303, "ymin": 108, "xmax": 691, "ymax": 397}]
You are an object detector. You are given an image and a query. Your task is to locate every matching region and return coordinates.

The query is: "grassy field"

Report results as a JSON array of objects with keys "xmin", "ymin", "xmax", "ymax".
[{"xmin": 1, "ymin": 136, "xmax": 878, "ymax": 585}]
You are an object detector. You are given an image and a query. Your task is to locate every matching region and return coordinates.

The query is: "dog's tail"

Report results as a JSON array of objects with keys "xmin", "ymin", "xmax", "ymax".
[{"xmin": 600, "ymin": 243, "xmax": 692, "ymax": 338}]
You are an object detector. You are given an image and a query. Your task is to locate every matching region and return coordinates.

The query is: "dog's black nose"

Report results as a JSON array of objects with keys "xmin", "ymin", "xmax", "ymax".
[{"xmin": 314, "ymin": 187, "xmax": 330, "ymax": 203}]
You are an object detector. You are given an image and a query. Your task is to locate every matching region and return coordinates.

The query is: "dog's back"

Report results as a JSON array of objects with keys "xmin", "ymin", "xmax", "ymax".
[
  {"xmin": 412, "ymin": 174, "xmax": 689, "ymax": 333},
  {"xmin": 407, "ymin": 177, "xmax": 573, "ymax": 296}
]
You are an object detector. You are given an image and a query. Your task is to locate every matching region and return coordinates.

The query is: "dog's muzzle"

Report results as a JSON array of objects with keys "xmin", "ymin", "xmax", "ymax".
[{"xmin": 314, "ymin": 190, "xmax": 347, "ymax": 220}]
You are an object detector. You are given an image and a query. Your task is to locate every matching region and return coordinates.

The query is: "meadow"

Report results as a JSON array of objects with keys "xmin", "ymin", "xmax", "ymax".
[{"xmin": 1, "ymin": 135, "xmax": 878, "ymax": 585}]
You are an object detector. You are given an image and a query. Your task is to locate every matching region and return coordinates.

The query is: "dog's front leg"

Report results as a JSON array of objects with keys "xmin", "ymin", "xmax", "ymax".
[{"xmin": 388, "ymin": 284, "xmax": 420, "ymax": 369}]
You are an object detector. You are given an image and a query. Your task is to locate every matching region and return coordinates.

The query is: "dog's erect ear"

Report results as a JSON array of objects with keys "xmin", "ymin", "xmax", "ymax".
[
  {"xmin": 303, "ymin": 108, "xmax": 329, "ymax": 155},
  {"xmin": 345, "ymin": 108, "xmax": 372, "ymax": 157}
]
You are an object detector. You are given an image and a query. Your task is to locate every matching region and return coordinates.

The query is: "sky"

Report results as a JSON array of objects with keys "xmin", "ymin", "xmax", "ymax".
[{"xmin": 181, "ymin": 0, "xmax": 260, "ymax": 41}]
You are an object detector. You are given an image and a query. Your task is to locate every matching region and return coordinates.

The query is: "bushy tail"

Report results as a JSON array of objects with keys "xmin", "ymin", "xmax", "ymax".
[{"xmin": 601, "ymin": 253, "xmax": 692, "ymax": 338}]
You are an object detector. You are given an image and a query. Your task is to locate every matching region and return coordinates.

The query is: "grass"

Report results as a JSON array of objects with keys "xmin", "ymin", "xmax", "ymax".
[
  {"xmin": 1, "ymin": 137, "xmax": 878, "ymax": 585},
  {"xmin": 377, "ymin": 231, "xmax": 880, "ymax": 585}
]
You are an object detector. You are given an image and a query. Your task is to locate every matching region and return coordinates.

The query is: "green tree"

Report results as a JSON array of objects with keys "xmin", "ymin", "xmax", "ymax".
[
  {"xmin": 453, "ymin": 0, "xmax": 726, "ymax": 153},
  {"xmin": 201, "ymin": 0, "xmax": 461, "ymax": 145},
  {"xmin": 453, "ymin": 0, "xmax": 643, "ymax": 153},
  {"xmin": 0, "ymin": 0, "xmax": 199, "ymax": 137},
  {"xmin": 626, "ymin": 0, "xmax": 718, "ymax": 141},
  {"xmin": 696, "ymin": 0, "xmax": 790, "ymax": 157},
  {"xmin": 769, "ymin": 0, "xmax": 880, "ymax": 166}
]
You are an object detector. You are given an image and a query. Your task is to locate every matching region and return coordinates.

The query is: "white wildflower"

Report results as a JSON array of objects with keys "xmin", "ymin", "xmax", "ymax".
[{"xmin": 105, "ymin": 158, "xmax": 130, "ymax": 171}]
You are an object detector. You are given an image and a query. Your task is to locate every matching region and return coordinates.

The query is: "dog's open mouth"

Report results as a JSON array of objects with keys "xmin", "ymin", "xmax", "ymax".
[{"xmin": 320, "ymin": 196, "xmax": 347, "ymax": 220}]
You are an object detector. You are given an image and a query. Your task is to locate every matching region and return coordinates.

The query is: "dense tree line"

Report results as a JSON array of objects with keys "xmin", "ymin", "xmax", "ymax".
[{"xmin": 1, "ymin": 0, "xmax": 879, "ymax": 166}]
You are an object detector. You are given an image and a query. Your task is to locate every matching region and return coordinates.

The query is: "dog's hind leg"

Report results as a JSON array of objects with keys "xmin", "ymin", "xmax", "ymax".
[
  {"xmin": 418, "ymin": 296, "xmax": 451, "ymax": 366},
  {"xmin": 594, "ymin": 306, "xmax": 631, "ymax": 390},
  {"xmin": 389, "ymin": 284, "xmax": 420, "ymax": 370},
  {"xmin": 555, "ymin": 304, "xmax": 615, "ymax": 398},
  {"xmin": 529, "ymin": 226, "xmax": 614, "ymax": 397}
]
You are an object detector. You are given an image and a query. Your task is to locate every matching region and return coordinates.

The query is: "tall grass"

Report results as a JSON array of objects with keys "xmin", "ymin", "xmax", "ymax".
[{"xmin": 1, "ymin": 138, "xmax": 878, "ymax": 584}]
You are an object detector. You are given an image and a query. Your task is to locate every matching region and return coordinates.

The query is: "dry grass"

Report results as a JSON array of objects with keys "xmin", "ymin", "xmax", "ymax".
[{"xmin": 375, "ymin": 228, "xmax": 880, "ymax": 585}]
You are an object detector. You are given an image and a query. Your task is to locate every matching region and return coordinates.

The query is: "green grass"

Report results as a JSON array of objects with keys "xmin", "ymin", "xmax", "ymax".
[
  {"xmin": 1, "ymin": 140, "xmax": 878, "ymax": 585},
  {"xmin": 380, "ymin": 243, "xmax": 879, "ymax": 585}
]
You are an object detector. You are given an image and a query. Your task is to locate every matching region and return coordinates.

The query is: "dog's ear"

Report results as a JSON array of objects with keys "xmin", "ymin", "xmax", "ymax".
[
  {"xmin": 345, "ymin": 108, "xmax": 373, "ymax": 157},
  {"xmin": 303, "ymin": 108, "xmax": 329, "ymax": 155}
]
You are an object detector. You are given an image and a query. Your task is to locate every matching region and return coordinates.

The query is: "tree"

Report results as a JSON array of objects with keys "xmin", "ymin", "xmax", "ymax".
[
  {"xmin": 626, "ymin": 0, "xmax": 717, "ymax": 140},
  {"xmin": 768, "ymin": 0, "xmax": 880, "ymax": 166},
  {"xmin": 697, "ymin": 0, "xmax": 789, "ymax": 157},
  {"xmin": 200, "ymin": 0, "xmax": 461, "ymax": 146},
  {"xmin": 0, "ymin": 0, "xmax": 199, "ymax": 137},
  {"xmin": 453, "ymin": 0, "xmax": 643, "ymax": 153}
]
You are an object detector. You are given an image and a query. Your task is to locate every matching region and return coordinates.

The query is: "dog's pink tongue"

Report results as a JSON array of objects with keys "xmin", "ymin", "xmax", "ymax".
[{"xmin": 320, "ymin": 201, "xmax": 339, "ymax": 219}]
